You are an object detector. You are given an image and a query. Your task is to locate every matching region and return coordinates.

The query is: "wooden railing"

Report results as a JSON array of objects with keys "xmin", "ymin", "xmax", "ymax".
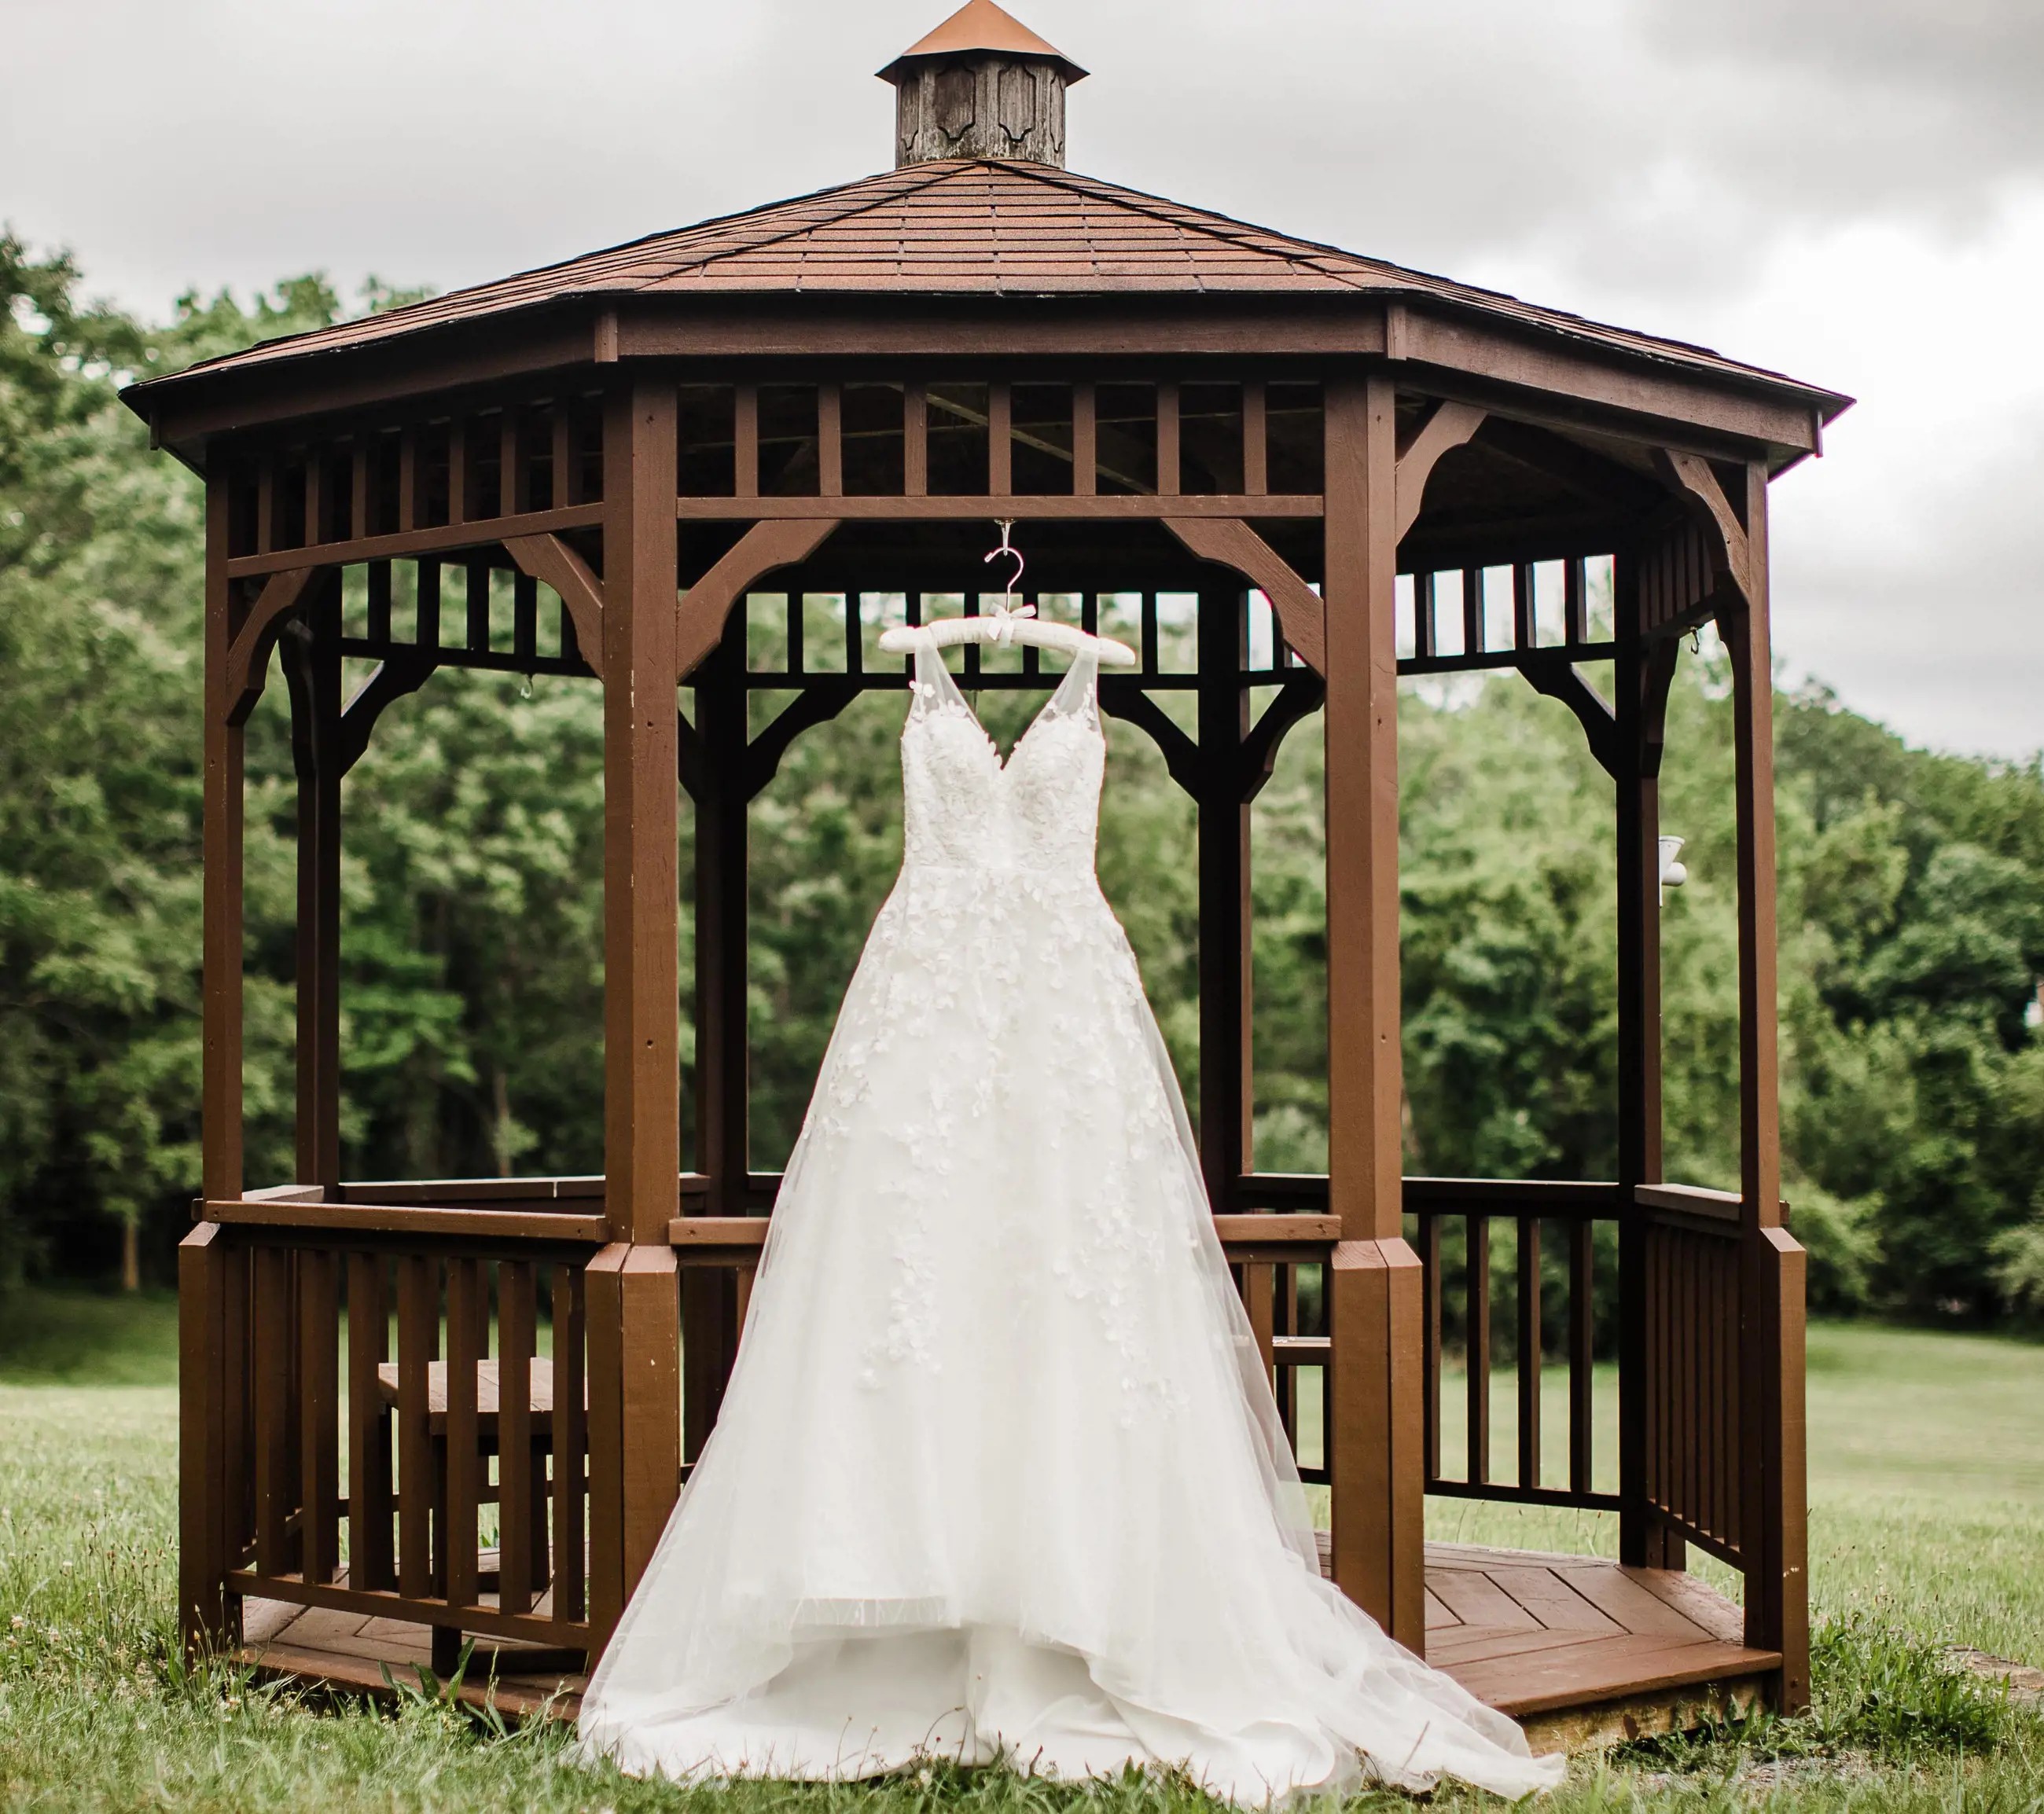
[
  {"xmin": 184, "ymin": 1166, "xmax": 1777, "ymax": 1686},
  {"xmin": 186, "ymin": 1181, "xmax": 608, "ymax": 1672},
  {"xmin": 1215, "ymin": 1174, "xmax": 1755, "ymax": 1564},
  {"xmin": 1226, "ymin": 1177, "xmax": 1342, "ymax": 1485},
  {"xmin": 1636, "ymin": 1183, "xmax": 1748, "ymax": 1566},
  {"xmin": 1406, "ymin": 1178, "xmax": 1621, "ymax": 1511}
]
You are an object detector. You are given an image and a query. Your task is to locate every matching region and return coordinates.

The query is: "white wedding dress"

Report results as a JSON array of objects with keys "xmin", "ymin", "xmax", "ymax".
[{"xmin": 579, "ymin": 644, "xmax": 1562, "ymax": 1802}]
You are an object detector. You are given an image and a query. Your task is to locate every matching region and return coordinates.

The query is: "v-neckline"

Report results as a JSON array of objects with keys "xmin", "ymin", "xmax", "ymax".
[{"xmin": 918, "ymin": 648, "xmax": 1097, "ymax": 773}]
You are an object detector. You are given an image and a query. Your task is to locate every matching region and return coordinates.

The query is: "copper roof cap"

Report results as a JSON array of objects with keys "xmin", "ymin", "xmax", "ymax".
[{"xmin": 878, "ymin": 0, "xmax": 1088, "ymax": 86}]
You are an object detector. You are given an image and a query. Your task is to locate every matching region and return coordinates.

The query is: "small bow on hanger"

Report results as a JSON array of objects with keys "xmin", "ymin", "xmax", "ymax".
[{"xmin": 981, "ymin": 520, "xmax": 1036, "ymax": 643}]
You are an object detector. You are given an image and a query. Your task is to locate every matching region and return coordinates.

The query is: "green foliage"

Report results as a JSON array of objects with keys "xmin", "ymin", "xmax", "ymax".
[{"xmin": 2, "ymin": 237, "xmax": 2042, "ymax": 1326}]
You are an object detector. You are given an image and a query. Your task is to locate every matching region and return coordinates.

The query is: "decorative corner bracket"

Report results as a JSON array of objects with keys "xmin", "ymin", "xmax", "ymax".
[
  {"xmin": 1652, "ymin": 451, "xmax": 1753, "ymax": 609},
  {"xmin": 505, "ymin": 534, "xmax": 607, "ymax": 682},
  {"xmin": 222, "ymin": 567, "xmax": 325, "ymax": 724},
  {"xmin": 1395, "ymin": 402, "xmax": 1486, "ymax": 542},
  {"xmin": 1524, "ymin": 659, "xmax": 1618, "ymax": 779},
  {"xmin": 1163, "ymin": 518, "xmax": 1325, "ymax": 676},
  {"xmin": 675, "ymin": 520, "xmax": 840, "ymax": 684}
]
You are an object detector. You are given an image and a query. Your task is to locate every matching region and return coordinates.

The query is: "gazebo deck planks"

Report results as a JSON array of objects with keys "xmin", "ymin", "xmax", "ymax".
[{"xmin": 237, "ymin": 1541, "xmax": 1777, "ymax": 1750}]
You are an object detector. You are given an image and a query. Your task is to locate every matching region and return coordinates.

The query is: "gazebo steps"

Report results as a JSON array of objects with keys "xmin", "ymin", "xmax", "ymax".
[{"xmin": 237, "ymin": 1541, "xmax": 1775, "ymax": 1754}]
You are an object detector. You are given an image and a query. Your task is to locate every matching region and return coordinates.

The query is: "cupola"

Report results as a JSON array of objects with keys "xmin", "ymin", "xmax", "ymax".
[{"xmin": 879, "ymin": 0, "xmax": 1087, "ymax": 169}]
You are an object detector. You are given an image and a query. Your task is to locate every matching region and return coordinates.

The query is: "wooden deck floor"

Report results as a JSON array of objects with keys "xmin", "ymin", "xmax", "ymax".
[{"xmin": 239, "ymin": 1543, "xmax": 1779, "ymax": 1755}]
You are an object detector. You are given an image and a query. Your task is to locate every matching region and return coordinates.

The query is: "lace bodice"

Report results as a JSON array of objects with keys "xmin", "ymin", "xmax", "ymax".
[{"xmin": 901, "ymin": 641, "xmax": 1103, "ymax": 878}]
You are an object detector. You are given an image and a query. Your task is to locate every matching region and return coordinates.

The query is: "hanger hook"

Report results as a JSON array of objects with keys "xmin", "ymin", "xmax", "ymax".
[{"xmin": 983, "ymin": 520, "xmax": 1031, "ymax": 623}]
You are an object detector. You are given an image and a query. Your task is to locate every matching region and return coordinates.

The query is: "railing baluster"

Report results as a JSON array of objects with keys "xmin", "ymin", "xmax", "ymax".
[
  {"xmin": 226, "ymin": 1246, "xmax": 252, "ymax": 1560},
  {"xmin": 252, "ymin": 1247, "xmax": 293, "ymax": 1576},
  {"xmin": 395, "ymin": 1255, "xmax": 436, "ymax": 1600},
  {"xmin": 1278, "ymin": 1262, "xmax": 1300, "ymax": 1449},
  {"xmin": 1516, "ymin": 1215, "xmax": 1541, "ymax": 1490},
  {"xmin": 551, "ymin": 408, "xmax": 572, "ymax": 509},
  {"xmin": 366, "ymin": 560, "xmax": 392, "ymax": 644},
  {"xmin": 1513, "ymin": 561, "xmax": 1535, "ymax": 651},
  {"xmin": 1241, "ymin": 380, "xmax": 1266, "ymax": 496},
  {"xmin": 397, "ymin": 428, "xmax": 418, "ymax": 533},
  {"xmin": 498, "ymin": 1260, "xmax": 536, "ymax": 1617},
  {"xmin": 416, "ymin": 559, "xmax": 441, "ymax": 651},
  {"xmin": 1568, "ymin": 1218, "xmax": 1594, "ymax": 1496},
  {"xmin": 1684, "ymin": 1231, "xmax": 1701, "ymax": 1558},
  {"xmin": 987, "ymin": 381, "xmax": 1012, "ymax": 496},
  {"xmin": 1711, "ymin": 1243, "xmax": 1730, "ymax": 1543},
  {"xmin": 298, "ymin": 1248, "xmax": 340, "ymax": 1584},
  {"xmin": 513, "ymin": 571, "xmax": 538, "ymax": 663},
  {"xmin": 443, "ymin": 1257, "xmax": 483, "ymax": 1614},
  {"xmin": 1244, "ymin": 1261, "xmax": 1276, "ymax": 1381},
  {"xmin": 1467, "ymin": 1214, "xmax": 1491, "ymax": 1485},
  {"xmin": 818, "ymin": 381, "xmax": 844, "ymax": 498},
  {"xmin": 465, "ymin": 559, "xmax": 491, "ymax": 653},
  {"xmin": 346, "ymin": 1251, "xmax": 395, "ymax": 1590},
  {"xmin": 1156, "ymin": 381, "xmax": 1179, "ymax": 498},
  {"xmin": 551, "ymin": 1265, "xmax": 586, "ymax": 1623},
  {"xmin": 1421, "ymin": 1211, "xmax": 1441, "ymax": 1482}
]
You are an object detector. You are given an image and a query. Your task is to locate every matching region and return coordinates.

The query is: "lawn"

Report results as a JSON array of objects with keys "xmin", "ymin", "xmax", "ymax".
[{"xmin": 2, "ymin": 1294, "xmax": 2039, "ymax": 1811}]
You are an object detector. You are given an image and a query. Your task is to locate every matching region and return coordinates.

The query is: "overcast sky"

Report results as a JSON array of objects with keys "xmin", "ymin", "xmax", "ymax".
[{"xmin": 6, "ymin": 0, "xmax": 2039, "ymax": 759}]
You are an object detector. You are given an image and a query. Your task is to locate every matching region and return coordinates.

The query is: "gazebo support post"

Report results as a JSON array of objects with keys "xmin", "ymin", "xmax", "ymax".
[
  {"xmin": 1197, "ymin": 586, "xmax": 1275, "ymax": 1375},
  {"xmin": 200, "ymin": 472, "xmax": 246, "ymax": 1210},
  {"xmin": 1614, "ymin": 565, "xmax": 1676, "ymax": 1570},
  {"xmin": 283, "ymin": 571, "xmax": 344, "ymax": 1192},
  {"xmin": 1725, "ymin": 468, "xmax": 1809, "ymax": 1709},
  {"xmin": 1194, "ymin": 587, "xmax": 1252, "ymax": 1218},
  {"xmin": 1322, "ymin": 376, "xmax": 1425, "ymax": 1650},
  {"xmin": 180, "ymin": 473, "xmax": 248, "ymax": 1655},
  {"xmin": 686, "ymin": 615, "xmax": 750, "ymax": 1459},
  {"xmin": 594, "ymin": 381, "xmax": 684, "ymax": 1632}
]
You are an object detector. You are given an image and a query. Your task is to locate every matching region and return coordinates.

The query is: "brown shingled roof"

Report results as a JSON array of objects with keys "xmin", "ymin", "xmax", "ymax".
[{"xmin": 139, "ymin": 158, "xmax": 1831, "ymax": 402}]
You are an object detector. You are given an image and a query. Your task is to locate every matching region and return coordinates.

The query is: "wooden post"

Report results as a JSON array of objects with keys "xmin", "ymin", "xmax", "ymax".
[
  {"xmin": 286, "ymin": 574, "xmax": 344, "ymax": 1188},
  {"xmin": 182, "ymin": 475, "xmax": 245, "ymax": 1658},
  {"xmin": 1614, "ymin": 558, "xmax": 1677, "ymax": 1567},
  {"xmin": 201, "ymin": 476, "xmax": 244, "ymax": 1203},
  {"xmin": 598, "ymin": 381, "xmax": 683, "ymax": 1616},
  {"xmin": 1322, "ymin": 375, "xmax": 1425, "ymax": 1650},
  {"xmin": 583, "ymin": 1243, "xmax": 627, "ymax": 1643},
  {"xmin": 1195, "ymin": 588, "xmax": 1252, "ymax": 1215},
  {"xmin": 1725, "ymin": 466, "xmax": 1809, "ymax": 1709},
  {"xmin": 686, "ymin": 611, "xmax": 748, "ymax": 1460},
  {"xmin": 178, "ymin": 1221, "xmax": 236, "ymax": 1651}
]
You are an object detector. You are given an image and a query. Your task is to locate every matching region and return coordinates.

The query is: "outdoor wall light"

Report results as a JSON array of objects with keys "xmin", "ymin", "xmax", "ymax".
[{"xmin": 1659, "ymin": 835, "xmax": 1689, "ymax": 906}]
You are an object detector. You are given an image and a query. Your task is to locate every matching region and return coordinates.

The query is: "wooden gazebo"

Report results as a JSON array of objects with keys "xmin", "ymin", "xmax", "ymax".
[{"xmin": 132, "ymin": 2, "xmax": 1851, "ymax": 1753}]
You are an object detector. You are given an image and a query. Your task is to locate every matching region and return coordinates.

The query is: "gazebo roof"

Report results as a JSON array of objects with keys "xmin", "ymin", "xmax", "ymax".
[{"xmin": 136, "ymin": 157, "xmax": 1846, "ymax": 418}]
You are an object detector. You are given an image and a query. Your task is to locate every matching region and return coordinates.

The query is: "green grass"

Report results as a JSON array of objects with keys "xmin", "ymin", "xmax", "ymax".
[
  {"xmin": 0, "ymin": 1287, "xmax": 180, "ymax": 1385},
  {"xmin": 2, "ymin": 1302, "xmax": 2040, "ymax": 1810}
]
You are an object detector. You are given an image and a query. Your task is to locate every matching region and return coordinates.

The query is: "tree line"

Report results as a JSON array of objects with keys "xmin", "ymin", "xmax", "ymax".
[{"xmin": 3, "ymin": 237, "xmax": 2040, "ymax": 1328}]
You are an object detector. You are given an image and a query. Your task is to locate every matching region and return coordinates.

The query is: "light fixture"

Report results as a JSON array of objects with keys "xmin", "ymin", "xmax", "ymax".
[{"xmin": 1659, "ymin": 835, "xmax": 1688, "ymax": 907}]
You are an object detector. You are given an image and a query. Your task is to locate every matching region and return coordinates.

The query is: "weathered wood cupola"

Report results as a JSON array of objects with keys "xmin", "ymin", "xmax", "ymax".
[{"xmin": 880, "ymin": 0, "xmax": 1086, "ymax": 167}]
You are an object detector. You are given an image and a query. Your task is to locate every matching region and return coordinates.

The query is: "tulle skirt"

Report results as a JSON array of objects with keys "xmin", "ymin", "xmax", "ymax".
[{"xmin": 578, "ymin": 863, "xmax": 1562, "ymax": 1802}]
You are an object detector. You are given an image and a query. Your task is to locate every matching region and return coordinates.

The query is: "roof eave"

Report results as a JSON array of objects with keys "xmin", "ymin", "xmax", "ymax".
[{"xmin": 127, "ymin": 285, "xmax": 1848, "ymax": 478}]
